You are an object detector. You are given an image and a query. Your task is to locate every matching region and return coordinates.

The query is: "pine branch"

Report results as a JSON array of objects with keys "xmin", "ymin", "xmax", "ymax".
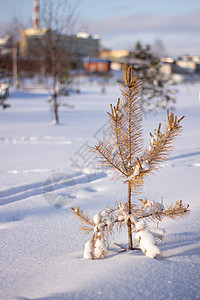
[
  {"xmin": 125, "ymin": 110, "xmax": 185, "ymax": 188},
  {"xmin": 107, "ymin": 98, "xmax": 128, "ymax": 174},
  {"xmin": 134, "ymin": 200, "xmax": 190, "ymax": 222},
  {"xmin": 71, "ymin": 207, "xmax": 93, "ymax": 225},
  {"xmin": 160, "ymin": 200, "xmax": 190, "ymax": 220},
  {"xmin": 80, "ymin": 225, "xmax": 94, "ymax": 235},
  {"xmin": 92, "ymin": 142, "xmax": 127, "ymax": 179},
  {"xmin": 146, "ymin": 112, "xmax": 183, "ymax": 170}
]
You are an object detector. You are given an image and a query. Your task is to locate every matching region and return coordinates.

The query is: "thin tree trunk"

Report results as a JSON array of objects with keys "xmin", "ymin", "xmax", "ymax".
[
  {"xmin": 127, "ymin": 181, "xmax": 132, "ymax": 249},
  {"xmin": 13, "ymin": 42, "xmax": 19, "ymax": 89},
  {"xmin": 52, "ymin": 47, "xmax": 59, "ymax": 124},
  {"xmin": 127, "ymin": 82, "xmax": 133, "ymax": 249},
  {"xmin": 53, "ymin": 93, "xmax": 59, "ymax": 124}
]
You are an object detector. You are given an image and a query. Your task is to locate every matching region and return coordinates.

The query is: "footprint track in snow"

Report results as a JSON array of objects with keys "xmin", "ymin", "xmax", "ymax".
[
  {"xmin": 0, "ymin": 215, "xmax": 21, "ymax": 229},
  {"xmin": 84, "ymin": 187, "xmax": 97, "ymax": 193},
  {"xmin": 0, "ymin": 170, "xmax": 107, "ymax": 206}
]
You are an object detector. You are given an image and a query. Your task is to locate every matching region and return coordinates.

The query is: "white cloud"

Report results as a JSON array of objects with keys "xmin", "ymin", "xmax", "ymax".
[
  {"xmin": 88, "ymin": 10, "xmax": 200, "ymax": 35},
  {"xmin": 82, "ymin": 10, "xmax": 200, "ymax": 55}
]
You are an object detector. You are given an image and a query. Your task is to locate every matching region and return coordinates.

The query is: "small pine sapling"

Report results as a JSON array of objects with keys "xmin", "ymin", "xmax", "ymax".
[{"xmin": 71, "ymin": 64, "xmax": 189, "ymax": 259}]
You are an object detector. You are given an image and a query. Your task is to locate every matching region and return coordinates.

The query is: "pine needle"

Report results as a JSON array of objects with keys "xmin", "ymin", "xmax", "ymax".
[
  {"xmin": 71, "ymin": 207, "xmax": 94, "ymax": 227},
  {"xmin": 137, "ymin": 200, "xmax": 190, "ymax": 222}
]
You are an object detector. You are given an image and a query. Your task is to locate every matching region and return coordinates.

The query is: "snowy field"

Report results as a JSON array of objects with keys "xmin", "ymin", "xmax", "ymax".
[{"xmin": 0, "ymin": 78, "xmax": 200, "ymax": 299}]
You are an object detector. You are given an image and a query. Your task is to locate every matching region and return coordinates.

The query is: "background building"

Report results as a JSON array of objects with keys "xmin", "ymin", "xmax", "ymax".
[
  {"xmin": 82, "ymin": 58, "xmax": 110, "ymax": 73},
  {"xmin": 20, "ymin": 29, "xmax": 100, "ymax": 60}
]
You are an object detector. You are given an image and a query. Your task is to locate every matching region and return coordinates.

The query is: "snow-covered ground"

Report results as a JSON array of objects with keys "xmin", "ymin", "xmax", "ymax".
[{"xmin": 0, "ymin": 78, "xmax": 200, "ymax": 300}]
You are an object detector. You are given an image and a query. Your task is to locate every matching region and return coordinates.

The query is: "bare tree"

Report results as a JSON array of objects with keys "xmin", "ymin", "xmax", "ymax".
[
  {"xmin": 0, "ymin": 17, "xmax": 27, "ymax": 87},
  {"xmin": 39, "ymin": 0, "xmax": 78, "ymax": 124},
  {"xmin": 4, "ymin": 16, "xmax": 28, "ymax": 43}
]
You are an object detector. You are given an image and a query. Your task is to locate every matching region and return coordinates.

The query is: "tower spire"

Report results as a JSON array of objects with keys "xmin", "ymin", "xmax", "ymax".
[{"xmin": 33, "ymin": 0, "xmax": 39, "ymax": 29}]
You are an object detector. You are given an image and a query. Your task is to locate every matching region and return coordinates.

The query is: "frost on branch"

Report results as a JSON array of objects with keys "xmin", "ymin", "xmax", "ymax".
[
  {"xmin": 134, "ymin": 229, "xmax": 163, "ymax": 258},
  {"xmin": 72, "ymin": 199, "xmax": 189, "ymax": 259},
  {"xmin": 83, "ymin": 241, "xmax": 94, "ymax": 259},
  {"xmin": 71, "ymin": 64, "xmax": 189, "ymax": 260}
]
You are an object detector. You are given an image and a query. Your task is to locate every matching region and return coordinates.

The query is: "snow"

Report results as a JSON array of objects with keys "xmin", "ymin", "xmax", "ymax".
[
  {"xmin": 93, "ymin": 214, "xmax": 101, "ymax": 225},
  {"xmin": 0, "ymin": 79, "xmax": 200, "ymax": 299},
  {"xmin": 134, "ymin": 219, "xmax": 146, "ymax": 231},
  {"xmin": 83, "ymin": 241, "xmax": 94, "ymax": 259},
  {"xmin": 134, "ymin": 230, "xmax": 162, "ymax": 258},
  {"xmin": 94, "ymin": 238, "xmax": 107, "ymax": 259}
]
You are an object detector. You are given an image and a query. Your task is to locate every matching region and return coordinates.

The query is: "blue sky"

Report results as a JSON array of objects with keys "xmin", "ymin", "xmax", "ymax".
[{"xmin": 0, "ymin": 0, "xmax": 200, "ymax": 56}]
